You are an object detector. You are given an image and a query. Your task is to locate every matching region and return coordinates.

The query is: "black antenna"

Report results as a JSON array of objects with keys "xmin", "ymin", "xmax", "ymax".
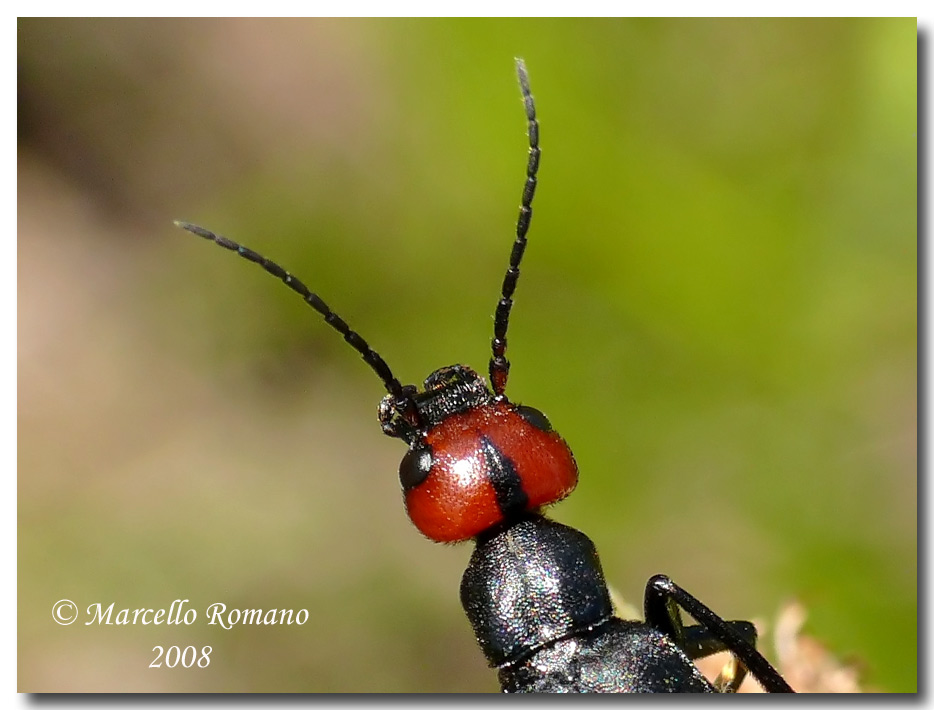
[
  {"xmin": 489, "ymin": 58, "xmax": 540, "ymax": 398},
  {"xmin": 175, "ymin": 221, "xmax": 417, "ymax": 417}
]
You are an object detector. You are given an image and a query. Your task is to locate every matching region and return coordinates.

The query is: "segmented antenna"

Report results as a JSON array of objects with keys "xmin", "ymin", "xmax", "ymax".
[
  {"xmin": 489, "ymin": 58, "xmax": 541, "ymax": 398},
  {"xmin": 175, "ymin": 220, "xmax": 415, "ymax": 413}
]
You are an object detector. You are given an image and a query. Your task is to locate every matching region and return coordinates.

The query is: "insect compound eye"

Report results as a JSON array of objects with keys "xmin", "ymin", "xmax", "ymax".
[
  {"xmin": 379, "ymin": 388, "xmax": 420, "ymax": 443},
  {"xmin": 515, "ymin": 405, "xmax": 553, "ymax": 433},
  {"xmin": 399, "ymin": 443, "xmax": 433, "ymax": 491},
  {"xmin": 378, "ymin": 395, "xmax": 395, "ymax": 427}
]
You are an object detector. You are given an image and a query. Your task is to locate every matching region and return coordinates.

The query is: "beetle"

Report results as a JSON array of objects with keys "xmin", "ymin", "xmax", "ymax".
[{"xmin": 176, "ymin": 59, "xmax": 794, "ymax": 693}]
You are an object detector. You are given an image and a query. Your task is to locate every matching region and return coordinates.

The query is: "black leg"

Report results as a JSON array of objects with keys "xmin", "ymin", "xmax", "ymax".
[
  {"xmin": 643, "ymin": 574, "xmax": 794, "ymax": 693},
  {"xmin": 681, "ymin": 620, "xmax": 757, "ymax": 658},
  {"xmin": 681, "ymin": 621, "xmax": 757, "ymax": 692}
]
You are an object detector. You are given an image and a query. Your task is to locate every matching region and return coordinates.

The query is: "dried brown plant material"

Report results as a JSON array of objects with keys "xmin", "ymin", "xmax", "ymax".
[
  {"xmin": 696, "ymin": 602, "xmax": 863, "ymax": 693},
  {"xmin": 771, "ymin": 602, "xmax": 863, "ymax": 693}
]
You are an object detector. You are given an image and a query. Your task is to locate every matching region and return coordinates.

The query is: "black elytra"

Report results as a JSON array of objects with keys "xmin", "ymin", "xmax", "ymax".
[{"xmin": 176, "ymin": 58, "xmax": 793, "ymax": 693}]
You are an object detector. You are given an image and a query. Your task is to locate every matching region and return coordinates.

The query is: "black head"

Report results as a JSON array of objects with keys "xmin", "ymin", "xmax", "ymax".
[{"xmin": 378, "ymin": 365, "xmax": 493, "ymax": 444}]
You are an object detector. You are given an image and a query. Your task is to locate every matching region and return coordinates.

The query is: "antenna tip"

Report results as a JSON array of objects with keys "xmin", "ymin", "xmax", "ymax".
[
  {"xmin": 514, "ymin": 58, "xmax": 530, "ymax": 93},
  {"xmin": 174, "ymin": 220, "xmax": 213, "ymax": 240}
]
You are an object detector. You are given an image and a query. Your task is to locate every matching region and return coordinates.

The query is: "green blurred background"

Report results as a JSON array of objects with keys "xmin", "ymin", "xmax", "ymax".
[{"xmin": 18, "ymin": 18, "xmax": 916, "ymax": 692}]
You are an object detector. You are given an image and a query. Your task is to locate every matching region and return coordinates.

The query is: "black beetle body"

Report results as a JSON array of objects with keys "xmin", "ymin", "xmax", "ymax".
[{"xmin": 461, "ymin": 515, "xmax": 787, "ymax": 693}]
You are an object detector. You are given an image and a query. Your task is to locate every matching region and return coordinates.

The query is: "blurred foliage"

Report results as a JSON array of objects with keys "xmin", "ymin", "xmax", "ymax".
[{"xmin": 19, "ymin": 18, "xmax": 915, "ymax": 692}]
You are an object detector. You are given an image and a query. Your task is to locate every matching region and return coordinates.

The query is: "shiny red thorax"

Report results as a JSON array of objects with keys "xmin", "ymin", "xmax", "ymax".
[{"xmin": 403, "ymin": 400, "xmax": 578, "ymax": 543}]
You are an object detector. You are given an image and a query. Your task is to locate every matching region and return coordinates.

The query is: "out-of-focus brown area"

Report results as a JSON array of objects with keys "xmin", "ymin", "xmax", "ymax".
[{"xmin": 19, "ymin": 19, "xmax": 916, "ymax": 692}]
